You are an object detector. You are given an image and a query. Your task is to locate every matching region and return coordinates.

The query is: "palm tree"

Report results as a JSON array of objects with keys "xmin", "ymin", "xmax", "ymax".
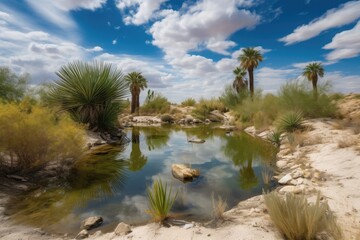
[
  {"xmin": 302, "ymin": 62, "xmax": 324, "ymax": 98},
  {"xmin": 238, "ymin": 48, "xmax": 263, "ymax": 98},
  {"xmin": 232, "ymin": 67, "xmax": 248, "ymax": 93},
  {"xmin": 125, "ymin": 72, "xmax": 148, "ymax": 114},
  {"xmin": 49, "ymin": 61, "xmax": 128, "ymax": 131}
]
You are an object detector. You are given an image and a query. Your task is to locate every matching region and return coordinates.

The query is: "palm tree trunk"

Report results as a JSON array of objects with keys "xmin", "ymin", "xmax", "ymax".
[
  {"xmin": 131, "ymin": 93, "xmax": 136, "ymax": 113},
  {"xmin": 135, "ymin": 92, "xmax": 140, "ymax": 115},
  {"xmin": 312, "ymin": 77, "xmax": 318, "ymax": 100},
  {"xmin": 248, "ymin": 68, "xmax": 254, "ymax": 99}
]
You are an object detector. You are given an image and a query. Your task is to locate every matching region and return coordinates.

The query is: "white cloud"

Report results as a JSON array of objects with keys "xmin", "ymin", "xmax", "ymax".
[
  {"xmin": 255, "ymin": 67, "xmax": 299, "ymax": 93},
  {"xmin": 279, "ymin": 1, "xmax": 360, "ymax": 45},
  {"xmin": 292, "ymin": 60, "xmax": 336, "ymax": 69},
  {"xmin": 231, "ymin": 46, "xmax": 271, "ymax": 59},
  {"xmin": 86, "ymin": 46, "xmax": 104, "ymax": 52},
  {"xmin": 149, "ymin": 0, "xmax": 260, "ymax": 57},
  {"xmin": 325, "ymin": 71, "xmax": 360, "ymax": 93},
  {"xmin": 24, "ymin": 0, "xmax": 106, "ymax": 30},
  {"xmin": 116, "ymin": 0, "xmax": 167, "ymax": 25},
  {"xmin": 112, "ymin": 39, "xmax": 117, "ymax": 45},
  {"xmin": 323, "ymin": 21, "xmax": 360, "ymax": 61}
]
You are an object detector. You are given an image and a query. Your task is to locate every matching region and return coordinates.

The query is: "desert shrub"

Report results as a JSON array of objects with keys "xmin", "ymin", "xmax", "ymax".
[
  {"xmin": 220, "ymin": 85, "xmax": 249, "ymax": 109},
  {"xmin": 48, "ymin": 61, "xmax": 128, "ymax": 131},
  {"xmin": 0, "ymin": 103, "xmax": 85, "ymax": 172},
  {"xmin": 141, "ymin": 93, "xmax": 170, "ymax": 114},
  {"xmin": 278, "ymin": 80, "xmax": 337, "ymax": 118},
  {"xmin": 264, "ymin": 192, "xmax": 342, "ymax": 240},
  {"xmin": 160, "ymin": 114, "xmax": 174, "ymax": 123},
  {"xmin": 267, "ymin": 130, "xmax": 282, "ymax": 147},
  {"xmin": 181, "ymin": 98, "xmax": 196, "ymax": 107},
  {"xmin": 277, "ymin": 111, "xmax": 304, "ymax": 133},
  {"xmin": 0, "ymin": 67, "xmax": 28, "ymax": 102},
  {"xmin": 212, "ymin": 193, "xmax": 228, "ymax": 220},
  {"xmin": 192, "ymin": 98, "xmax": 226, "ymax": 120},
  {"xmin": 146, "ymin": 179, "xmax": 178, "ymax": 222}
]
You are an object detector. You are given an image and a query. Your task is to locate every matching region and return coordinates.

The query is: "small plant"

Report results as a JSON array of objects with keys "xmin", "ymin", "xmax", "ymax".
[
  {"xmin": 261, "ymin": 167, "xmax": 273, "ymax": 185},
  {"xmin": 277, "ymin": 111, "xmax": 304, "ymax": 133},
  {"xmin": 267, "ymin": 130, "xmax": 282, "ymax": 147},
  {"xmin": 212, "ymin": 193, "xmax": 228, "ymax": 220},
  {"xmin": 264, "ymin": 192, "xmax": 342, "ymax": 240},
  {"xmin": 160, "ymin": 114, "xmax": 174, "ymax": 123},
  {"xmin": 146, "ymin": 179, "xmax": 178, "ymax": 222},
  {"xmin": 181, "ymin": 98, "xmax": 196, "ymax": 107}
]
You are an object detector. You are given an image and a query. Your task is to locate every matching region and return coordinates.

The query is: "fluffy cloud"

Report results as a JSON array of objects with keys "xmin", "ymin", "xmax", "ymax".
[
  {"xmin": 116, "ymin": 0, "xmax": 167, "ymax": 25},
  {"xmin": 323, "ymin": 21, "xmax": 360, "ymax": 61},
  {"xmin": 255, "ymin": 67, "xmax": 299, "ymax": 93},
  {"xmin": 24, "ymin": 0, "xmax": 106, "ymax": 29},
  {"xmin": 279, "ymin": 1, "xmax": 360, "ymax": 45},
  {"xmin": 86, "ymin": 46, "xmax": 104, "ymax": 52},
  {"xmin": 231, "ymin": 46, "xmax": 271, "ymax": 59},
  {"xmin": 149, "ymin": 0, "xmax": 260, "ymax": 57}
]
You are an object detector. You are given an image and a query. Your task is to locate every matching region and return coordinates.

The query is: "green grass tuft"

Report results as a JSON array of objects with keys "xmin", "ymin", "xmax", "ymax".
[
  {"xmin": 181, "ymin": 98, "xmax": 196, "ymax": 107},
  {"xmin": 146, "ymin": 179, "xmax": 178, "ymax": 222},
  {"xmin": 277, "ymin": 111, "xmax": 304, "ymax": 133},
  {"xmin": 264, "ymin": 192, "xmax": 342, "ymax": 240},
  {"xmin": 267, "ymin": 130, "xmax": 282, "ymax": 147}
]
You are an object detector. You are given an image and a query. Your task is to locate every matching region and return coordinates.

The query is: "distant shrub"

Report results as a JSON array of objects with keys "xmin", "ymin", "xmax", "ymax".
[
  {"xmin": 181, "ymin": 98, "xmax": 196, "ymax": 107},
  {"xmin": 278, "ymin": 80, "xmax": 337, "ymax": 118},
  {"xmin": 192, "ymin": 98, "xmax": 226, "ymax": 121},
  {"xmin": 146, "ymin": 179, "xmax": 178, "ymax": 222},
  {"xmin": 141, "ymin": 93, "xmax": 170, "ymax": 114},
  {"xmin": 0, "ymin": 67, "xmax": 28, "ymax": 102},
  {"xmin": 0, "ymin": 103, "xmax": 85, "ymax": 172},
  {"xmin": 264, "ymin": 192, "xmax": 342, "ymax": 240},
  {"xmin": 267, "ymin": 130, "xmax": 282, "ymax": 147},
  {"xmin": 277, "ymin": 111, "xmax": 304, "ymax": 133},
  {"xmin": 220, "ymin": 85, "xmax": 249, "ymax": 109},
  {"xmin": 160, "ymin": 114, "xmax": 174, "ymax": 123}
]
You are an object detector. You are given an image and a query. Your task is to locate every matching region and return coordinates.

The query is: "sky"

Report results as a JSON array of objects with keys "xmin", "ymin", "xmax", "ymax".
[{"xmin": 0, "ymin": 0, "xmax": 359, "ymax": 102}]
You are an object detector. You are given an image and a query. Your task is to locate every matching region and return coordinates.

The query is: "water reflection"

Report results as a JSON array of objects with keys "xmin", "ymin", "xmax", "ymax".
[
  {"xmin": 128, "ymin": 128, "xmax": 148, "ymax": 171},
  {"xmin": 142, "ymin": 127, "xmax": 170, "ymax": 151}
]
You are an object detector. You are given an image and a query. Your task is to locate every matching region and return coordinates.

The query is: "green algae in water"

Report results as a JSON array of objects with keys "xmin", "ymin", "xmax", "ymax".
[{"xmin": 8, "ymin": 126, "xmax": 277, "ymax": 234}]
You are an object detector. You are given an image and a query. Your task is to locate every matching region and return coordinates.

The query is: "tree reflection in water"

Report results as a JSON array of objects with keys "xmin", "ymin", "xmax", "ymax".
[{"xmin": 128, "ymin": 127, "xmax": 148, "ymax": 171}]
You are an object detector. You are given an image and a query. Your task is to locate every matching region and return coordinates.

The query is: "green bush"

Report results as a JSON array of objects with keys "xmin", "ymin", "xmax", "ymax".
[
  {"xmin": 141, "ymin": 93, "xmax": 170, "ymax": 114},
  {"xmin": 267, "ymin": 130, "xmax": 282, "ymax": 147},
  {"xmin": 160, "ymin": 114, "xmax": 174, "ymax": 123},
  {"xmin": 220, "ymin": 85, "xmax": 249, "ymax": 109},
  {"xmin": 278, "ymin": 80, "xmax": 337, "ymax": 118},
  {"xmin": 48, "ymin": 61, "xmax": 128, "ymax": 131},
  {"xmin": 0, "ymin": 67, "xmax": 28, "ymax": 102},
  {"xmin": 277, "ymin": 111, "xmax": 304, "ymax": 133},
  {"xmin": 181, "ymin": 98, "xmax": 196, "ymax": 107},
  {"xmin": 192, "ymin": 98, "xmax": 226, "ymax": 121},
  {"xmin": 146, "ymin": 179, "xmax": 178, "ymax": 222},
  {"xmin": 264, "ymin": 192, "xmax": 342, "ymax": 240},
  {"xmin": 0, "ymin": 103, "xmax": 85, "ymax": 172}
]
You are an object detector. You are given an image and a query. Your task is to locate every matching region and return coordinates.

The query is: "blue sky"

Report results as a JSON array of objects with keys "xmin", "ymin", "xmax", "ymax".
[{"xmin": 0, "ymin": 0, "xmax": 359, "ymax": 102}]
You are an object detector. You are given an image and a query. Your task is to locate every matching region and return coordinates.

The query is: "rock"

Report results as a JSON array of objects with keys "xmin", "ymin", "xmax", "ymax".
[
  {"xmin": 188, "ymin": 138, "xmax": 205, "ymax": 143},
  {"xmin": 291, "ymin": 169, "xmax": 304, "ymax": 179},
  {"xmin": 81, "ymin": 216, "xmax": 103, "ymax": 230},
  {"xmin": 193, "ymin": 119, "xmax": 203, "ymax": 124},
  {"xmin": 114, "ymin": 222, "xmax": 132, "ymax": 236},
  {"xmin": 278, "ymin": 174, "xmax": 292, "ymax": 185},
  {"xmin": 91, "ymin": 231, "xmax": 102, "ymax": 238},
  {"xmin": 172, "ymin": 164, "xmax": 200, "ymax": 182},
  {"xmin": 244, "ymin": 126, "xmax": 256, "ymax": 135},
  {"xmin": 76, "ymin": 230, "xmax": 89, "ymax": 239},
  {"xmin": 276, "ymin": 160, "xmax": 287, "ymax": 169},
  {"xmin": 6, "ymin": 175, "xmax": 28, "ymax": 182},
  {"xmin": 279, "ymin": 186, "xmax": 297, "ymax": 194},
  {"xmin": 183, "ymin": 223, "xmax": 194, "ymax": 229}
]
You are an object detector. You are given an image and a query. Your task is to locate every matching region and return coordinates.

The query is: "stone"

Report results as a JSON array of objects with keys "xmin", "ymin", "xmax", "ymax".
[
  {"xmin": 81, "ymin": 216, "xmax": 103, "ymax": 230},
  {"xmin": 244, "ymin": 126, "xmax": 256, "ymax": 135},
  {"xmin": 193, "ymin": 119, "xmax": 203, "ymax": 124},
  {"xmin": 91, "ymin": 231, "xmax": 102, "ymax": 238},
  {"xmin": 114, "ymin": 222, "xmax": 132, "ymax": 236},
  {"xmin": 291, "ymin": 169, "xmax": 304, "ymax": 179},
  {"xmin": 183, "ymin": 223, "xmax": 194, "ymax": 229},
  {"xmin": 276, "ymin": 160, "xmax": 287, "ymax": 169},
  {"xmin": 278, "ymin": 174, "xmax": 292, "ymax": 185},
  {"xmin": 76, "ymin": 230, "xmax": 89, "ymax": 239},
  {"xmin": 172, "ymin": 164, "xmax": 200, "ymax": 182},
  {"xmin": 188, "ymin": 138, "xmax": 205, "ymax": 144}
]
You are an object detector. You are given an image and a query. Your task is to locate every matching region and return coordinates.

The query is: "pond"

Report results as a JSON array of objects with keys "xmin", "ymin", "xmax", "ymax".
[{"xmin": 7, "ymin": 125, "xmax": 277, "ymax": 235}]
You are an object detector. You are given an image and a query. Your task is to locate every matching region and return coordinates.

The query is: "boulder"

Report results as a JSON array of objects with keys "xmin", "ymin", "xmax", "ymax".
[
  {"xmin": 172, "ymin": 164, "xmax": 200, "ymax": 182},
  {"xmin": 278, "ymin": 174, "xmax": 292, "ymax": 185},
  {"xmin": 188, "ymin": 138, "xmax": 205, "ymax": 144},
  {"xmin": 276, "ymin": 160, "xmax": 287, "ymax": 169},
  {"xmin": 114, "ymin": 222, "xmax": 132, "ymax": 236},
  {"xmin": 76, "ymin": 230, "xmax": 89, "ymax": 239},
  {"xmin": 81, "ymin": 216, "xmax": 103, "ymax": 230}
]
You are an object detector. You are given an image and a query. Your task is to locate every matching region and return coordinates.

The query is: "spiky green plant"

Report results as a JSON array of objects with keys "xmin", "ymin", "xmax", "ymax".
[
  {"xmin": 48, "ymin": 61, "xmax": 128, "ymax": 131},
  {"xmin": 146, "ymin": 179, "xmax": 178, "ymax": 222},
  {"xmin": 267, "ymin": 130, "xmax": 282, "ymax": 147},
  {"xmin": 264, "ymin": 192, "xmax": 342, "ymax": 240},
  {"xmin": 277, "ymin": 111, "xmax": 304, "ymax": 133}
]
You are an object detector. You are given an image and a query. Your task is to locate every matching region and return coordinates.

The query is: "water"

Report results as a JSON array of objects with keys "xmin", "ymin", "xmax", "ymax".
[{"xmin": 7, "ymin": 126, "xmax": 277, "ymax": 234}]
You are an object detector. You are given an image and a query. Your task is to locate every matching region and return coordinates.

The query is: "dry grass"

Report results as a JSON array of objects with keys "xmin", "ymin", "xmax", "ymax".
[
  {"xmin": 286, "ymin": 131, "xmax": 306, "ymax": 152},
  {"xmin": 212, "ymin": 193, "xmax": 228, "ymax": 220},
  {"xmin": 261, "ymin": 167, "xmax": 273, "ymax": 185},
  {"xmin": 264, "ymin": 192, "xmax": 342, "ymax": 240},
  {"xmin": 338, "ymin": 137, "xmax": 358, "ymax": 148}
]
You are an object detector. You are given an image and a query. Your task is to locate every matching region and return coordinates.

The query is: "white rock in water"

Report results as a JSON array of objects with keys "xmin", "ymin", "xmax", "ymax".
[
  {"xmin": 278, "ymin": 174, "xmax": 292, "ymax": 185},
  {"xmin": 81, "ymin": 216, "xmax": 103, "ymax": 230},
  {"xmin": 172, "ymin": 164, "xmax": 200, "ymax": 182}
]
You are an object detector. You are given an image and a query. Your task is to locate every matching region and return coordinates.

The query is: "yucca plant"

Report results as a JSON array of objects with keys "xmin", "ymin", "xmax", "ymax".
[
  {"xmin": 146, "ymin": 179, "xmax": 178, "ymax": 222},
  {"xmin": 212, "ymin": 193, "xmax": 228, "ymax": 220},
  {"xmin": 267, "ymin": 130, "xmax": 282, "ymax": 147},
  {"xmin": 49, "ymin": 61, "xmax": 129, "ymax": 131},
  {"xmin": 277, "ymin": 111, "xmax": 304, "ymax": 133},
  {"xmin": 264, "ymin": 192, "xmax": 342, "ymax": 240}
]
